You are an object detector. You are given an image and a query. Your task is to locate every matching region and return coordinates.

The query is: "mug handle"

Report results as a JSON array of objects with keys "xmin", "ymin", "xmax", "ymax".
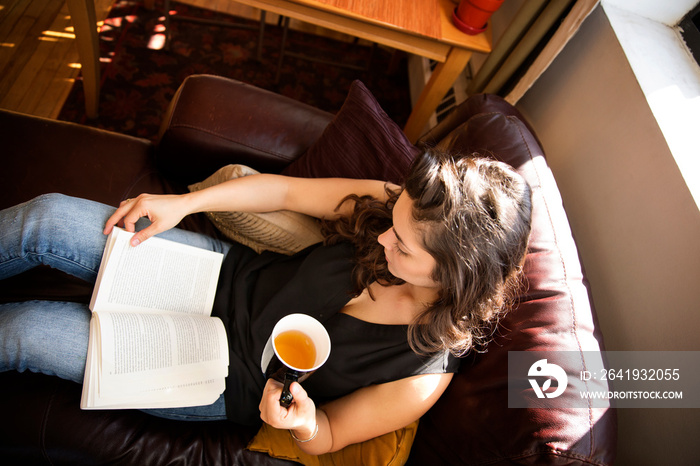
[{"xmin": 279, "ymin": 370, "xmax": 299, "ymax": 408}]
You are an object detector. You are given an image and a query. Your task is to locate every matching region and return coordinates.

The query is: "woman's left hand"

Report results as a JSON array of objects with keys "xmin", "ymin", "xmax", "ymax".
[
  {"xmin": 259, "ymin": 379, "xmax": 317, "ymax": 435},
  {"xmin": 104, "ymin": 193, "xmax": 191, "ymax": 246}
]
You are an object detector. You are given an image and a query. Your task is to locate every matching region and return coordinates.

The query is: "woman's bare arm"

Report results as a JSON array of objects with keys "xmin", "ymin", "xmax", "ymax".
[
  {"xmin": 259, "ymin": 372, "xmax": 453, "ymax": 455},
  {"xmin": 104, "ymin": 175, "xmax": 396, "ymax": 246},
  {"xmin": 186, "ymin": 174, "xmax": 394, "ymax": 219}
]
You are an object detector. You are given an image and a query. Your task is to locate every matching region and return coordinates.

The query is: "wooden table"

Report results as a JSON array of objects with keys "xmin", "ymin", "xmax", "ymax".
[
  {"xmin": 67, "ymin": 0, "xmax": 101, "ymax": 120},
  {"xmin": 73, "ymin": 0, "xmax": 491, "ymax": 142},
  {"xmin": 231, "ymin": 0, "xmax": 492, "ymax": 142}
]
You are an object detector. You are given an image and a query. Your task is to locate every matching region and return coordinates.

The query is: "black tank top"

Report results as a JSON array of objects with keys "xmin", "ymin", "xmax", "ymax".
[{"xmin": 212, "ymin": 241, "xmax": 460, "ymax": 426}]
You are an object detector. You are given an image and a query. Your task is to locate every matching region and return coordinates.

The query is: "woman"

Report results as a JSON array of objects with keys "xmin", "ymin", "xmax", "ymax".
[{"xmin": 0, "ymin": 148, "xmax": 531, "ymax": 455}]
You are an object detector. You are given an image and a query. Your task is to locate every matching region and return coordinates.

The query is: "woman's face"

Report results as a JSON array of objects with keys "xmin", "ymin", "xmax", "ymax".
[{"xmin": 378, "ymin": 191, "xmax": 439, "ymax": 289}]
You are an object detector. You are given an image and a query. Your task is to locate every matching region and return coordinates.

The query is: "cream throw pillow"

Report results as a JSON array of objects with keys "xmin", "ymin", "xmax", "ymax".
[{"xmin": 188, "ymin": 165, "xmax": 324, "ymax": 255}]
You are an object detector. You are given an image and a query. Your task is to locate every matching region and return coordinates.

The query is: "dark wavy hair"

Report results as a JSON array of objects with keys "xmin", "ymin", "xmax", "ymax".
[{"xmin": 323, "ymin": 148, "xmax": 533, "ymax": 356}]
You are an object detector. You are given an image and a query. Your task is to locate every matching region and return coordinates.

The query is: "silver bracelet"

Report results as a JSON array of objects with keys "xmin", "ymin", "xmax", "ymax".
[{"xmin": 290, "ymin": 424, "xmax": 319, "ymax": 443}]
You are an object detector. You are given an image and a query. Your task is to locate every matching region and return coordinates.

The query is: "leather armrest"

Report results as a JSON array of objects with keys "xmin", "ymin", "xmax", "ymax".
[
  {"xmin": 417, "ymin": 93, "xmax": 541, "ymax": 149},
  {"xmin": 156, "ymin": 75, "xmax": 334, "ymax": 185}
]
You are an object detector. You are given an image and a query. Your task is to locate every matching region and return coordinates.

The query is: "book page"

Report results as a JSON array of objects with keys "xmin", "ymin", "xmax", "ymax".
[
  {"xmin": 90, "ymin": 227, "xmax": 223, "ymax": 316},
  {"xmin": 81, "ymin": 311, "xmax": 229, "ymax": 409},
  {"xmin": 84, "ymin": 377, "xmax": 226, "ymax": 409}
]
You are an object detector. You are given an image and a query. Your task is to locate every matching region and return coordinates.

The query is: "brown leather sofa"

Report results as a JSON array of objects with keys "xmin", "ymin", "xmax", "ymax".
[{"xmin": 0, "ymin": 75, "xmax": 616, "ymax": 465}]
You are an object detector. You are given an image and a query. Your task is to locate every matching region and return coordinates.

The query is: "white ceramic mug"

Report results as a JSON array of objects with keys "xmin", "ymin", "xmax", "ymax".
[{"xmin": 261, "ymin": 314, "xmax": 331, "ymax": 407}]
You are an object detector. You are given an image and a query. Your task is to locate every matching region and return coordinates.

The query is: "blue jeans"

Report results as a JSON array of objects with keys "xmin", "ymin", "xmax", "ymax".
[{"xmin": 0, "ymin": 193, "xmax": 232, "ymax": 420}]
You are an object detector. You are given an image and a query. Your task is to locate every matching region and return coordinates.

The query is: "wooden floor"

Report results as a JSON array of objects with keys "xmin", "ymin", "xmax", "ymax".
[{"xmin": 0, "ymin": 0, "xmax": 358, "ymax": 119}]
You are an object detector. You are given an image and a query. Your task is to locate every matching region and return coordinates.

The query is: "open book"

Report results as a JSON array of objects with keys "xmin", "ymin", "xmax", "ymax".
[{"xmin": 81, "ymin": 227, "xmax": 227, "ymax": 410}]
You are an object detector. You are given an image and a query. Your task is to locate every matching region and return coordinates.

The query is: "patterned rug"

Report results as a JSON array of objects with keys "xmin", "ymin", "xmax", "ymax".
[{"xmin": 58, "ymin": 0, "xmax": 412, "ymax": 141}]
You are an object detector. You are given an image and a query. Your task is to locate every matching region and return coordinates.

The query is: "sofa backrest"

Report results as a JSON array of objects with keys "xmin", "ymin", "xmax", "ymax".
[
  {"xmin": 408, "ymin": 95, "xmax": 617, "ymax": 465},
  {"xmin": 157, "ymin": 75, "xmax": 334, "ymax": 184}
]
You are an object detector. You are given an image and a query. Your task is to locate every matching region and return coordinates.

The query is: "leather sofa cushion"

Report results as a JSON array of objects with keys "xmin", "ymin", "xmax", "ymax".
[{"xmin": 0, "ymin": 110, "xmax": 156, "ymax": 211}]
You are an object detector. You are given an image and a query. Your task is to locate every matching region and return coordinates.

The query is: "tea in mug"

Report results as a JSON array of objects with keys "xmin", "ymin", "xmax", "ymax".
[{"xmin": 274, "ymin": 330, "xmax": 317, "ymax": 370}]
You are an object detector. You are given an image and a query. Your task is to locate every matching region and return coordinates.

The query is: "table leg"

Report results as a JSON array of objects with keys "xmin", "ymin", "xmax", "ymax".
[
  {"xmin": 403, "ymin": 47, "xmax": 472, "ymax": 144},
  {"xmin": 67, "ymin": 0, "xmax": 100, "ymax": 119},
  {"xmin": 257, "ymin": 11, "xmax": 266, "ymax": 62}
]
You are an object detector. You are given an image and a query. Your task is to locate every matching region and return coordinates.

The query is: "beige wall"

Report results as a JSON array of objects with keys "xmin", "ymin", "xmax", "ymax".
[{"xmin": 516, "ymin": 6, "xmax": 700, "ymax": 465}]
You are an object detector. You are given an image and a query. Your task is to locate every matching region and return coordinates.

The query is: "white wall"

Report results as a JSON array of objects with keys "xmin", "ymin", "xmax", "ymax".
[{"xmin": 516, "ymin": 5, "xmax": 700, "ymax": 465}]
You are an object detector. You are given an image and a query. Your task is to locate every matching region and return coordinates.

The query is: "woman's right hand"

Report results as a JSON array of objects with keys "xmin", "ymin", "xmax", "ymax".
[
  {"xmin": 259, "ymin": 379, "xmax": 318, "ymax": 435},
  {"xmin": 104, "ymin": 193, "xmax": 191, "ymax": 246}
]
